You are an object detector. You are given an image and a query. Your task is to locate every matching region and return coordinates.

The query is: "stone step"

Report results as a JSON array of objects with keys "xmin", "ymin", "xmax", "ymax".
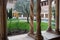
[{"xmin": 42, "ymin": 31, "xmax": 60, "ymax": 40}]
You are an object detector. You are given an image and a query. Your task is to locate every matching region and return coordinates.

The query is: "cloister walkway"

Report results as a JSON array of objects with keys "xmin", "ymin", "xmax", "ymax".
[
  {"xmin": 8, "ymin": 34, "xmax": 34, "ymax": 40},
  {"xmin": 8, "ymin": 31, "xmax": 60, "ymax": 40},
  {"xmin": 0, "ymin": 0, "xmax": 60, "ymax": 40}
]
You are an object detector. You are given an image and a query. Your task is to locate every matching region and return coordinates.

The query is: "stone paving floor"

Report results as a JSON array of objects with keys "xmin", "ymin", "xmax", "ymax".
[
  {"xmin": 8, "ymin": 34, "xmax": 34, "ymax": 40},
  {"xmin": 8, "ymin": 31, "xmax": 47, "ymax": 40},
  {"xmin": 8, "ymin": 31, "xmax": 60, "ymax": 40}
]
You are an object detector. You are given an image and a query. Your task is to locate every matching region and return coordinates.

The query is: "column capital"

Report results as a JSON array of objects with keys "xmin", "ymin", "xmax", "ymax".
[{"xmin": 48, "ymin": 0, "xmax": 52, "ymax": 4}]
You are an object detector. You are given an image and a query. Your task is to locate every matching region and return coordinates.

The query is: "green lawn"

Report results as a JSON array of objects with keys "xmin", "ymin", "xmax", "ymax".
[{"xmin": 7, "ymin": 19, "xmax": 55, "ymax": 32}]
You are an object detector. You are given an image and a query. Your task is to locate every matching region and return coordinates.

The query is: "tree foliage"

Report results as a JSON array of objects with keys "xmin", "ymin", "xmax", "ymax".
[
  {"xmin": 9, "ymin": 8, "xmax": 12, "ymax": 19},
  {"xmin": 14, "ymin": 0, "xmax": 30, "ymax": 13},
  {"xmin": 14, "ymin": 0, "xmax": 30, "ymax": 23}
]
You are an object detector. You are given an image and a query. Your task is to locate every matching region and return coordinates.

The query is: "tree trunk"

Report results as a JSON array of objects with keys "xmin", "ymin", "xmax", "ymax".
[{"xmin": 27, "ymin": 13, "xmax": 29, "ymax": 23}]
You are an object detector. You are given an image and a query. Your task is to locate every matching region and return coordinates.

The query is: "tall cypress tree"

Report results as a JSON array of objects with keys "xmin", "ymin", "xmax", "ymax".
[{"xmin": 9, "ymin": 8, "xmax": 12, "ymax": 19}]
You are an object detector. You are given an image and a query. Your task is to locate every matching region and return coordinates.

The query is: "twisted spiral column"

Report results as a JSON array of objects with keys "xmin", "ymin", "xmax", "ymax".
[
  {"xmin": 35, "ymin": 0, "xmax": 43, "ymax": 40},
  {"xmin": 29, "ymin": 0, "xmax": 34, "ymax": 35}
]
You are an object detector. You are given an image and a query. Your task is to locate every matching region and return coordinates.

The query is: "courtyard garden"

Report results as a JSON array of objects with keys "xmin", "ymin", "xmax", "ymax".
[
  {"xmin": 7, "ymin": 0, "xmax": 55, "ymax": 36},
  {"xmin": 7, "ymin": 19, "xmax": 55, "ymax": 36}
]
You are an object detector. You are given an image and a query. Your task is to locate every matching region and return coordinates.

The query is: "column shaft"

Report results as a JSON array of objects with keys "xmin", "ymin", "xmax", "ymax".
[
  {"xmin": 0, "ymin": 0, "xmax": 7, "ymax": 40},
  {"xmin": 35, "ymin": 0, "xmax": 43, "ymax": 40},
  {"xmin": 47, "ymin": 0, "xmax": 53, "ymax": 32},
  {"xmin": 55, "ymin": 0, "xmax": 59, "ymax": 34},
  {"xmin": 29, "ymin": 0, "xmax": 34, "ymax": 34}
]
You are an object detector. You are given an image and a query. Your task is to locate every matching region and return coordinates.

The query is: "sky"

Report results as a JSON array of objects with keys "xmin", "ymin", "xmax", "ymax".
[{"xmin": 41, "ymin": 0, "xmax": 46, "ymax": 1}]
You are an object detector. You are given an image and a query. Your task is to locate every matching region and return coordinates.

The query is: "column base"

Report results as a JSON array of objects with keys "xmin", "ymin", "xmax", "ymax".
[
  {"xmin": 28, "ymin": 32, "xmax": 34, "ymax": 35},
  {"xmin": 2, "ymin": 37, "xmax": 8, "ymax": 40},
  {"xmin": 28, "ymin": 32, "xmax": 34, "ymax": 36},
  {"xmin": 35, "ymin": 34, "xmax": 43, "ymax": 40},
  {"xmin": 47, "ymin": 26, "xmax": 53, "ymax": 33},
  {"xmin": 55, "ymin": 29, "xmax": 60, "ymax": 35},
  {"xmin": 28, "ymin": 33, "xmax": 35, "ymax": 39}
]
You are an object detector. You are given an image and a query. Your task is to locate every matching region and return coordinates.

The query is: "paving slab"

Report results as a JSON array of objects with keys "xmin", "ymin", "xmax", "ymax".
[
  {"xmin": 8, "ymin": 34, "xmax": 34, "ymax": 40},
  {"xmin": 8, "ymin": 31, "xmax": 60, "ymax": 40}
]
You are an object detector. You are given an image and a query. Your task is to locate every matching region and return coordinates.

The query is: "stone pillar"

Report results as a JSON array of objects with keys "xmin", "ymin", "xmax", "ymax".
[
  {"xmin": 59, "ymin": 0, "xmax": 60, "ymax": 31},
  {"xmin": 0, "ymin": 0, "xmax": 7, "ymax": 40},
  {"xmin": 29, "ymin": 0, "xmax": 34, "ymax": 35},
  {"xmin": 35, "ymin": 0, "xmax": 43, "ymax": 40},
  {"xmin": 55, "ymin": 0, "xmax": 59, "ymax": 34},
  {"xmin": 47, "ymin": 0, "xmax": 53, "ymax": 32}
]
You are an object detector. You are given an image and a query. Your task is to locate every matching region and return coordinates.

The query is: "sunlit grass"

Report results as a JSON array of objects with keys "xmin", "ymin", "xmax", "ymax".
[{"xmin": 7, "ymin": 19, "xmax": 55, "ymax": 32}]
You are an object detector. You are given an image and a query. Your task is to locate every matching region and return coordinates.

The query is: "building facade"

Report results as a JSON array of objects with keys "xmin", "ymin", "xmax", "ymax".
[
  {"xmin": 7, "ymin": 0, "xmax": 54, "ymax": 20},
  {"xmin": 41, "ymin": 0, "xmax": 54, "ymax": 20}
]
